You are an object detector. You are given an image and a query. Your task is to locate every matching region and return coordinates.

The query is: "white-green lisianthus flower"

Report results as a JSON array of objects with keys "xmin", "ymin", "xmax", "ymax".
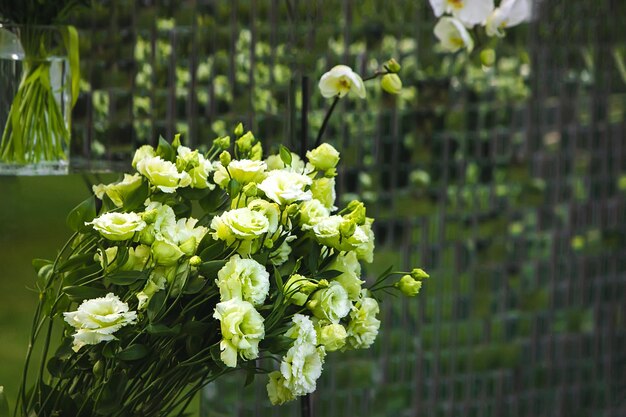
[
  {"xmin": 345, "ymin": 291, "xmax": 381, "ymax": 350},
  {"xmin": 285, "ymin": 314, "xmax": 317, "ymax": 346},
  {"xmin": 210, "ymin": 207, "xmax": 270, "ymax": 252},
  {"xmin": 92, "ymin": 173, "xmax": 143, "ymax": 208},
  {"xmin": 216, "ymin": 255, "xmax": 270, "ymax": 306},
  {"xmin": 213, "ymin": 298, "xmax": 265, "ymax": 367},
  {"xmin": 308, "ymin": 281, "xmax": 351, "ymax": 323},
  {"xmin": 87, "ymin": 212, "xmax": 146, "ymax": 241},
  {"xmin": 280, "ymin": 342, "xmax": 326, "ymax": 396},
  {"xmin": 267, "ymin": 371, "xmax": 296, "ymax": 405},
  {"xmin": 306, "ymin": 143, "xmax": 340, "ymax": 171},
  {"xmin": 257, "ymin": 170, "xmax": 313, "ymax": 205},
  {"xmin": 136, "ymin": 155, "xmax": 191, "ymax": 193},
  {"xmin": 63, "ymin": 293, "xmax": 137, "ymax": 352}
]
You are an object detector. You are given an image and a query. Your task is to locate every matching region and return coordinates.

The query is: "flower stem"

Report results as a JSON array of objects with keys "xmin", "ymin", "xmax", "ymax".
[{"xmin": 313, "ymin": 95, "xmax": 340, "ymax": 148}]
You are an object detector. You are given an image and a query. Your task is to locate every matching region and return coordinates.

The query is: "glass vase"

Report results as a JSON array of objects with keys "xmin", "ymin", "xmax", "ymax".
[{"xmin": 0, "ymin": 24, "xmax": 76, "ymax": 175}]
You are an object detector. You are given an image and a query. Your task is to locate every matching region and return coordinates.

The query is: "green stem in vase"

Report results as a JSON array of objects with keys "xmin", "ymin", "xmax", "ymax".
[{"xmin": 0, "ymin": 26, "xmax": 75, "ymax": 165}]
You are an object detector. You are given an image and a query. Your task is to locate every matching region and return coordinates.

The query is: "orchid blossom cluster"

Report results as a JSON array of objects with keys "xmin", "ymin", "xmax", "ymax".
[
  {"xmin": 13, "ymin": 62, "xmax": 425, "ymax": 417},
  {"xmin": 430, "ymin": 0, "xmax": 532, "ymax": 55}
]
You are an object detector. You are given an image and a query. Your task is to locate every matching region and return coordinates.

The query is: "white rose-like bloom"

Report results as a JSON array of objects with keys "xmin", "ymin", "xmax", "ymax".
[
  {"xmin": 213, "ymin": 298, "xmax": 265, "ymax": 367},
  {"xmin": 299, "ymin": 199, "xmax": 330, "ymax": 228},
  {"xmin": 267, "ymin": 371, "xmax": 296, "ymax": 405},
  {"xmin": 92, "ymin": 173, "xmax": 143, "ymax": 208},
  {"xmin": 177, "ymin": 146, "xmax": 216, "ymax": 190},
  {"xmin": 210, "ymin": 207, "xmax": 270, "ymax": 244},
  {"xmin": 280, "ymin": 342, "xmax": 326, "ymax": 396},
  {"xmin": 434, "ymin": 17, "xmax": 475, "ymax": 53},
  {"xmin": 485, "ymin": 0, "xmax": 532, "ymax": 37},
  {"xmin": 265, "ymin": 153, "xmax": 306, "ymax": 172},
  {"xmin": 63, "ymin": 293, "xmax": 137, "ymax": 352},
  {"xmin": 316, "ymin": 322, "xmax": 347, "ymax": 352},
  {"xmin": 247, "ymin": 199, "xmax": 280, "ymax": 234},
  {"xmin": 318, "ymin": 65, "xmax": 366, "ymax": 99},
  {"xmin": 350, "ymin": 219, "xmax": 375, "ymax": 263},
  {"xmin": 216, "ymin": 255, "xmax": 270, "ymax": 306},
  {"xmin": 429, "ymin": 0, "xmax": 494, "ymax": 27},
  {"xmin": 345, "ymin": 292, "xmax": 381, "ymax": 350},
  {"xmin": 131, "ymin": 144, "xmax": 156, "ymax": 168},
  {"xmin": 328, "ymin": 251, "xmax": 364, "ymax": 301},
  {"xmin": 306, "ymin": 143, "xmax": 340, "ymax": 171},
  {"xmin": 284, "ymin": 314, "xmax": 317, "ymax": 346},
  {"xmin": 136, "ymin": 156, "xmax": 191, "ymax": 193},
  {"xmin": 87, "ymin": 212, "xmax": 146, "ymax": 241},
  {"xmin": 310, "ymin": 177, "xmax": 336, "ymax": 211},
  {"xmin": 227, "ymin": 159, "xmax": 268, "ymax": 184},
  {"xmin": 258, "ymin": 170, "xmax": 313, "ymax": 205},
  {"xmin": 309, "ymin": 281, "xmax": 351, "ymax": 323},
  {"xmin": 168, "ymin": 217, "xmax": 208, "ymax": 255}
]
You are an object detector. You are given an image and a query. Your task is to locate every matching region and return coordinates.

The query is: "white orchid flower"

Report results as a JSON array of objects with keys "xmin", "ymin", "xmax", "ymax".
[
  {"xmin": 434, "ymin": 17, "xmax": 475, "ymax": 53},
  {"xmin": 486, "ymin": 0, "xmax": 532, "ymax": 37},
  {"xmin": 429, "ymin": 0, "xmax": 494, "ymax": 27},
  {"xmin": 318, "ymin": 65, "xmax": 366, "ymax": 99}
]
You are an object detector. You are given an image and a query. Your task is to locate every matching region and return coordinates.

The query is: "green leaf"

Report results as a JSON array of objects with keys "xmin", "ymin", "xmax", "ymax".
[
  {"xmin": 182, "ymin": 275, "xmax": 206, "ymax": 295},
  {"xmin": 122, "ymin": 180, "xmax": 149, "ymax": 212},
  {"xmin": 66, "ymin": 196, "xmax": 96, "ymax": 232},
  {"xmin": 147, "ymin": 290, "xmax": 167, "ymax": 322},
  {"xmin": 199, "ymin": 242, "xmax": 225, "ymax": 261},
  {"xmin": 198, "ymin": 260, "xmax": 227, "ymax": 279},
  {"xmin": 62, "ymin": 285, "xmax": 107, "ymax": 302},
  {"xmin": 279, "ymin": 145, "xmax": 292, "ymax": 166},
  {"xmin": 117, "ymin": 344, "xmax": 149, "ymax": 361},
  {"xmin": 61, "ymin": 26, "xmax": 80, "ymax": 108},
  {"xmin": 58, "ymin": 253, "xmax": 95, "ymax": 273},
  {"xmin": 315, "ymin": 269, "xmax": 343, "ymax": 280},
  {"xmin": 32, "ymin": 258, "xmax": 53, "ymax": 273},
  {"xmin": 178, "ymin": 186, "xmax": 212, "ymax": 201},
  {"xmin": 63, "ymin": 264, "xmax": 102, "ymax": 286},
  {"xmin": 228, "ymin": 178, "xmax": 241, "ymax": 196},
  {"xmin": 0, "ymin": 386, "xmax": 9, "ymax": 417},
  {"xmin": 146, "ymin": 323, "xmax": 182, "ymax": 337},
  {"xmin": 105, "ymin": 270, "xmax": 148, "ymax": 286},
  {"xmin": 156, "ymin": 135, "xmax": 175, "ymax": 162},
  {"xmin": 199, "ymin": 188, "xmax": 228, "ymax": 213},
  {"xmin": 182, "ymin": 321, "xmax": 211, "ymax": 335}
]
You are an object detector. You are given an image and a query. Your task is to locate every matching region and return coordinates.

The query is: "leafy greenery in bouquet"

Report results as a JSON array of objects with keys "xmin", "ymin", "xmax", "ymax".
[
  {"xmin": 6, "ymin": 63, "xmax": 427, "ymax": 417},
  {"xmin": 0, "ymin": 0, "xmax": 86, "ymax": 165}
]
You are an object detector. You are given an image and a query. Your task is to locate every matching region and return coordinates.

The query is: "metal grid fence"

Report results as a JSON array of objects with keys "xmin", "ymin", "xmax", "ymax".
[{"xmin": 65, "ymin": 1, "xmax": 626, "ymax": 416}]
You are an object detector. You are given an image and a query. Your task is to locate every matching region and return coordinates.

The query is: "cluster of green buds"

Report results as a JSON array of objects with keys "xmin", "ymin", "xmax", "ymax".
[
  {"xmin": 395, "ymin": 268, "xmax": 430, "ymax": 297},
  {"xmin": 380, "ymin": 58, "xmax": 403, "ymax": 95}
]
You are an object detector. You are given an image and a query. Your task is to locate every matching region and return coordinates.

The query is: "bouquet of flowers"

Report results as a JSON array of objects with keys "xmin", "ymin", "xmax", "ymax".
[{"xmin": 7, "ymin": 63, "xmax": 427, "ymax": 417}]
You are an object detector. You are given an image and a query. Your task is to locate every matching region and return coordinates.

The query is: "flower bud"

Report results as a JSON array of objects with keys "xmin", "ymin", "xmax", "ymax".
[
  {"xmin": 480, "ymin": 48, "xmax": 496, "ymax": 67},
  {"xmin": 236, "ymin": 131, "xmax": 254, "ymax": 152},
  {"xmin": 234, "ymin": 122, "xmax": 244, "ymax": 137},
  {"xmin": 318, "ymin": 323, "xmax": 347, "ymax": 352},
  {"xmin": 317, "ymin": 279, "xmax": 329, "ymax": 288},
  {"xmin": 306, "ymin": 143, "xmax": 340, "ymax": 171},
  {"xmin": 152, "ymin": 240, "xmax": 184, "ymax": 266},
  {"xmin": 395, "ymin": 274, "xmax": 422, "ymax": 297},
  {"xmin": 385, "ymin": 58, "xmax": 401, "ymax": 73},
  {"xmin": 171, "ymin": 133, "xmax": 182, "ymax": 149},
  {"xmin": 219, "ymin": 150, "xmax": 232, "ymax": 167},
  {"xmin": 263, "ymin": 238, "xmax": 275, "ymax": 249},
  {"xmin": 339, "ymin": 220, "xmax": 356, "ymax": 238},
  {"xmin": 343, "ymin": 200, "xmax": 366, "ymax": 225},
  {"xmin": 243, "ymin": 182, "xmax": 258, "ymax": 197},
  {"xmin": 189, "ymin": 255, "xmax": 202, "ymax": 266},
  {"xmin": 179, "ymin": 237, "xmax": 197, "ymax": 256},
  {"xmin": 142, "ymin": 209, "xmax": 158, "ymax": 224},
  {"xmin": 381, "ymin": 73, "xmax": 402, "ymax": 95},
  {"xmin": 411, "ymin": 268, "xmax": 429, "ymax": 280},
  {"xmin": 213, "ymin": 135, "xmax": 231, "ymax": 150},
  {"xmin": 250, "ymin": 142, "xmax": 263, "ymax": 161}
]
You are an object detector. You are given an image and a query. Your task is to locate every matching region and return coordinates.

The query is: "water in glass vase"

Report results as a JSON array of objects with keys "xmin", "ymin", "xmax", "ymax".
[{"xmin": 0, "ymin": 26, "xmax": 72, "ymax": 175}]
